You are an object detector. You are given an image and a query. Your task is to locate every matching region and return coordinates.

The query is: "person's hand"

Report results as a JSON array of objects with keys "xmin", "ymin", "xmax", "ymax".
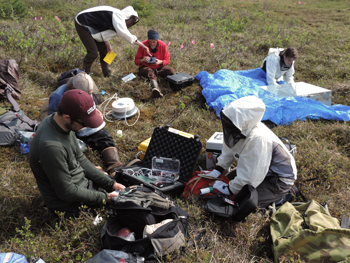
[
  {"xmin": 141, "ymin": 56, "xmax": 150, "ymax": 63},
  {"xmin": 113, "ymin": 182, "xmax": 125, "ymax": 191},
  {"xmin": 155, "ymin": 59, "xmax": 163, "ymax": 65},
  {"xmin": 212, "ymin": 180, "xmax": 230, "ymax": 195},
  {"xmin": 107, "ymin": 191, "xmax": 119, "ymax": 203},
  {"xmin": 201, "ymin": 169, "xmax": 221, "ymax": 178},
  {"xmin": 105, "ymin": 41, "xmax": 113, "ymax": 53},
  {"xmin": 143, "ymin": 46, "xmax": 151, "ymax": 56}
]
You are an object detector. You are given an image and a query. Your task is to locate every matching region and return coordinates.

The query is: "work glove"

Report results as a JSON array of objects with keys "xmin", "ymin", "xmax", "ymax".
[
  {"xmin": 201, "ymin": 169, "xmax": 221, "ymax": 178},
  {"xmin": 212, "ymin": 180, "xmax": 231, "ymax": 195}
]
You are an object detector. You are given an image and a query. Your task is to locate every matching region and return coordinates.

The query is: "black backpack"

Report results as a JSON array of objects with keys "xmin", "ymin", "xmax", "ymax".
[
  {"xmin": 202, "ymin": 184, "xmax": 258, "ymax": 222},
  {"xmin": 0, "ymin": 86, "xmax": 39, "ymax": 146},
  {"xmin": 57, "ymin": 68, "xmax": 83, "ymax": 87},
  {"xmin": 101, "ymin": 185, "xmax": 189, "ymax": 260}
]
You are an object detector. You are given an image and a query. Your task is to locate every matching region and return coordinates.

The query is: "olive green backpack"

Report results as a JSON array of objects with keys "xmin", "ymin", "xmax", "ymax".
[{"xmin": 270, "ymin": 200, "xmax": 350, "ymax": 263}]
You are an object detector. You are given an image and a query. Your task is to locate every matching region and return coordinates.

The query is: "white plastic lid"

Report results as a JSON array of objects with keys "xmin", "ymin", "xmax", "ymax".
[
  {"xmin": 112, "ymin": 98, "xmax": 135, "ymax": 113},
  {"xmin": 151, "ymin": 156, "xmax": 180, "ymax": 175}
]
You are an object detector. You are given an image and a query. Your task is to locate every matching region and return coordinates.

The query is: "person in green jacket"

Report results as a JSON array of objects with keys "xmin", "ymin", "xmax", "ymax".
[{"xmin": 29, "ymin": 89, "xmax": 125, "ymax": 217}]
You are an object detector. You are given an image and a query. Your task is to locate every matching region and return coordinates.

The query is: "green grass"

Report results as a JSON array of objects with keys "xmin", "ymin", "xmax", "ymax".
[{"xmin": 1, "ymin": 0, "xmax": 350, "ymax": 262}]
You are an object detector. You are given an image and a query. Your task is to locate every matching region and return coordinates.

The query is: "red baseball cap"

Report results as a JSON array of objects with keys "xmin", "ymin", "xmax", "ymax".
[{"xmin": 59, "ymin": 89, "xmax": 103, "ymax": 128}]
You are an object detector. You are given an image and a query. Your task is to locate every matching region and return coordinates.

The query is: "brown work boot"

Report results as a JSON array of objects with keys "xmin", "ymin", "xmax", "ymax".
[
  {"xmin": 101, "ymin": 62, "xmax": 112, "ymax": 77},
  {"xmin": 83, "ymin": 62, "xmax": 92, "ymax": 75},
  {"xmin": 151, "ymin": 79, "xmax": 163, "ymax": 98},
  {"xmin": 101, "ymin": 147, "xmax": 124, "ymax": 174}
]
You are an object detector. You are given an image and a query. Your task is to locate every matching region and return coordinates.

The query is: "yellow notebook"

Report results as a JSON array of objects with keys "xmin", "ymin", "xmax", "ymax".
[{"xmin": 103, "ymin": 51, "xmax": 117, "ymax": 64}]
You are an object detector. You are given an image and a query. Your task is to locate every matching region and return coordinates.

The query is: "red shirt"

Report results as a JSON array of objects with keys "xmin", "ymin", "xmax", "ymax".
[{"xmin": 134, "ymin": 40, "xmax": 170, "ymax": 70}]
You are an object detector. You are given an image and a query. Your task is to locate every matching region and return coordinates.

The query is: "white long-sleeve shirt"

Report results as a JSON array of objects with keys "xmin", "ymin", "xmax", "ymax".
[
  {"xmin": 216, "ymin": 96, "xmax": 297, "ymax": 195},
  {"xmin": 262, "ymin": 53, "xmax": 295, "ymax": 86},
  {"xmin": 75, "ymin": 6, "xmax": 137, "ymax": 44}
]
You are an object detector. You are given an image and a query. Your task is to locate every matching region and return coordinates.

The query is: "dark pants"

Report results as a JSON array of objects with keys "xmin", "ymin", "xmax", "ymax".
[
  {"xmin": 49, "ymin": 180, "xmax": 105, "ymax": 218},
  {"xmin": 226, "ymin": 169, "xmax": 292, "ymax": 208},
  {"xmin": 75, "ymin": 20, "xmax": 108, "ymax": 66},
  {"xmin": 77, "ymin": 129, "xmax": 115, "ymax": 154},
  {"xmin": 138, "ymin": 66, "xmax": 175, "ymax": 81},
  {"xmin": 256, "ymin": 175, "xmax": 291, "ymax": 208}
]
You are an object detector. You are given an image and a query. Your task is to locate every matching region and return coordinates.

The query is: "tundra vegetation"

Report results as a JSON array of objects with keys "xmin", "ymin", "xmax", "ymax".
[{"xmin": 0, "ymin": 0, "xmax": 350, "ymax": 262}]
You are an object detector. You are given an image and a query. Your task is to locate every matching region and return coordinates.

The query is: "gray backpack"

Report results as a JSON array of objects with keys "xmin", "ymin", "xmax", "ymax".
[{"xmin": 0, "ymin": 86, "xmax": 38, "ymax": 146}]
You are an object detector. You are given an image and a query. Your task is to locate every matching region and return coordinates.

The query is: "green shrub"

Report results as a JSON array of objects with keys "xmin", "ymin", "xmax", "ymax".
[
  {"xmin": 0, "ymin": 0, "xmax": 27, "ymax": 18},
  {"xmin": 0, "ymin": 18, "xmax": 83, "ymax": 69},
  {"xmin": 132, "ymin": 0, "xmax": 154, "ymax": 18}
]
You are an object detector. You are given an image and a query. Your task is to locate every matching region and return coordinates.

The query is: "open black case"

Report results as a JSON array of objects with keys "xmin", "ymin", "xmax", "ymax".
[{"xmin": 114, "ymin": 125, "xmax": 202, "ymax": 196}]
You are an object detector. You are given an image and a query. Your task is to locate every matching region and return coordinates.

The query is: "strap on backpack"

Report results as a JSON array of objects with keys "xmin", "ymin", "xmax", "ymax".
[
  {"xmin": 187, "ymin": 177, "xmax": 202, "ymax": 195},
  {"xmin": 4, "ymin": 85, "xmax": 39, "ymax": 129},
  {"xmin": 5, "ymin": 86, "xmax": 20, "ymax": 112},
  {"xmin": 18, "ymin": 113, "xmax": 39, "ymax": 128}
]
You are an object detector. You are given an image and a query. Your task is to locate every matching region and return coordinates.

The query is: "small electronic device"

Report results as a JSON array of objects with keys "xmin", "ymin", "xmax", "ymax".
[{"xmin": 147, "ymin": 57, "xmax": 156, "ymax": 64}]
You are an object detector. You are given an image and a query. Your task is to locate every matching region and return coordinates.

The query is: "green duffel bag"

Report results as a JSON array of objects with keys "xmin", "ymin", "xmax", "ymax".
[{"xmin": 271, "ymin": 200, "xmax": 350, "ymax": 263}]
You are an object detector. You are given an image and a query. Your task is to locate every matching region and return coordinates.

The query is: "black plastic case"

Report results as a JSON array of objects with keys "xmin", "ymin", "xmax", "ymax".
[
  {"xmin": 166, "ymin": 73, "xmax": 194, "ymax": 91},
  {"xmin": 114, "ymin": 125, "xmax": 202, "ymax": 196}
]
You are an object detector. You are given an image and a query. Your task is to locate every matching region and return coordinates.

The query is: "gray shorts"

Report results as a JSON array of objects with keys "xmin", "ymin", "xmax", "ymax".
[{"xmin": 256, "ymin": 175, "xmax": 292, "ymax": 208}]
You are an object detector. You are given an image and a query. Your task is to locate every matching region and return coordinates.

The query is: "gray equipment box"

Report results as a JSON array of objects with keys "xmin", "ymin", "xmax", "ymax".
[{"xmin": 166, "ymin": 73, "xmax": 194, "ymax": 91}]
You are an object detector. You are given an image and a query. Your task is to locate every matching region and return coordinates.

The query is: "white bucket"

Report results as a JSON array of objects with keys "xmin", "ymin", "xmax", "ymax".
[{"xmin": 111, "ymin": 97, "xmax": 138, "ymax": 119}]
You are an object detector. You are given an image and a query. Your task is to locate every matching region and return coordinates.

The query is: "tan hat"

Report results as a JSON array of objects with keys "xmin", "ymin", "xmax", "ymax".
[{"xmin": 66, "ymin": 72, "xmax": 99, "ymax": 94}]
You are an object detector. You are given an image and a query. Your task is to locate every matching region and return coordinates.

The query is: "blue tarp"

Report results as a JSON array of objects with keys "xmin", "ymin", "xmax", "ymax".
[
  {"xmin": 196, "ymin": 68, "xmax": 350, "ymax": 125},
  {"xmin": 0, "ymin": 253, "xmax": 45, "ymax": 263},
  {"xmin": 0, "ymin": 253, "xmax": 28, "ymax": 263}
]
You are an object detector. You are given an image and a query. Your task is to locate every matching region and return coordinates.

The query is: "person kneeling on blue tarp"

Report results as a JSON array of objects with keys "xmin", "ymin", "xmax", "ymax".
[
  {"xmin": 261, "ymin": 47, "xmax": 298, "ymax": 86},
  {"xmin": 204, "ymin": 96, "xmax": 297, "ymax": 208}
]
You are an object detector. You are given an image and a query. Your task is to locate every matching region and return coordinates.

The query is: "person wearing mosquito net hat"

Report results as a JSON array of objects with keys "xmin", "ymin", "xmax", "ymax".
[
  {"xmin": 202, "ymin": 96, "xmax": 297, "ymax": 208},
  {"xmin": 42, "ymin": 72, "xmax": 127, "ymax": 175},
  {"xmin": 75, "ymin": 5, "xmax": 151, "ymax": 77},
  {"xmin": 29, "ymin": 89, "xmax": 126, "ymax": 217}
]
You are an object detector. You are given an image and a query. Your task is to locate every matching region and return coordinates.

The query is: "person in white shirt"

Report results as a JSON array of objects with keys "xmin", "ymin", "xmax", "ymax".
[
  {"xmin": 75, "ymin": 5, "xmax": 150, "ymax": 77},
  {"xmin": 205, "ymin": 96, "xmax": 297, "ymax": 208},
  {"xmin": 261, "ymin": 47, "xmax": 298, "ymax": 86}
]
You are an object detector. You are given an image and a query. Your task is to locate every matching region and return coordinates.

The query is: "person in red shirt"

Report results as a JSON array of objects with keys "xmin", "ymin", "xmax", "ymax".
[{"xmin": 135, "ymin": 27, "xmax": 175, "ymax": 98}]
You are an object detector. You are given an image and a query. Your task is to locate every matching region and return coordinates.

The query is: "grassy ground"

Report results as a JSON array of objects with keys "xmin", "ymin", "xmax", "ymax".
[{"xmin": 1, "ymin": 0, "xmax": 350, "ymax": 262}]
